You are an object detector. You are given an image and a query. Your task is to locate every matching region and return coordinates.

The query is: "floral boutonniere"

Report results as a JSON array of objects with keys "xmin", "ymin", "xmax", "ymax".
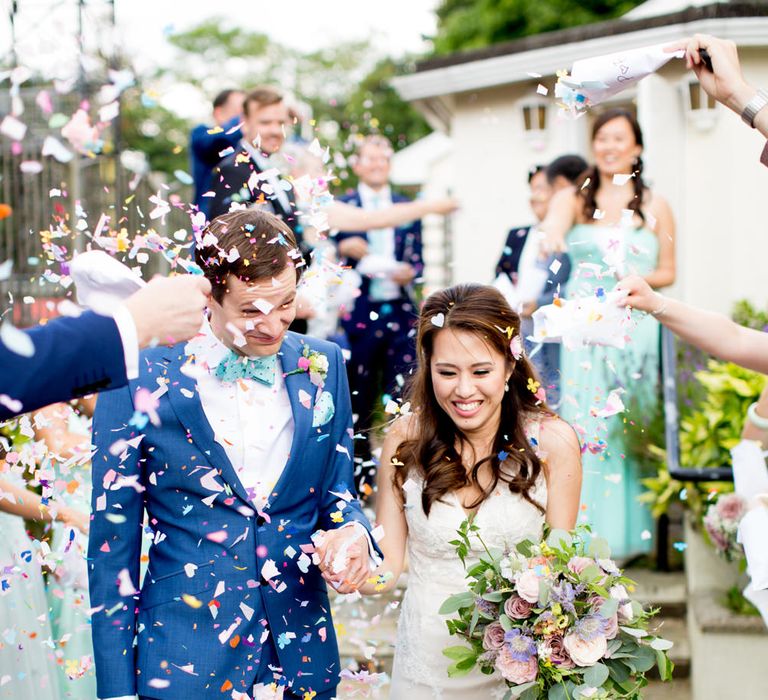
[{"xmin": 286, "ymin": 345, "xmax": 329, "ymax": 388}]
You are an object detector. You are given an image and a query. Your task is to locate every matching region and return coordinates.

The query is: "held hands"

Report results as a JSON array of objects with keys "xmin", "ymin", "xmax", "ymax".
[
  {"xmin": 313, "ymin": 527, "xmax": 371, "ymax": 594},
  {"xmin": 125, "ymin": 274, "xmax": 211, "ymax": 347},
  {"xmin": 57, "ymin": 505, "xmax": 90, "ymax": 534},
  {"xmin": 666, "ymin": 34, "xmax": 755, "ymax": 115}
]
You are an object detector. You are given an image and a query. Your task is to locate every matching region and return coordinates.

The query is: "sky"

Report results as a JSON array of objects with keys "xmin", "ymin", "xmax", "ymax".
[{"xmin": 2, "ymin": 0, "xmax": 438, "ymax": 118}]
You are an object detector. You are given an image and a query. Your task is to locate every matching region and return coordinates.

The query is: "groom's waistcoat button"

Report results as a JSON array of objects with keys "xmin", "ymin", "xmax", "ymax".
[{"xmin": 255, "ymin": 515, "xmax": 266, "ymax": 526}]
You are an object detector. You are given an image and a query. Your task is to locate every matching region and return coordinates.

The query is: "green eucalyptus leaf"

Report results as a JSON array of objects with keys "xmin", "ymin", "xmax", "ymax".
[
  {"xmin": 439, "ymin": 591, "xmax": 476, "ymax": 615},
  {"xmin": 632, "ymin": 645, "xmax": 657, "ymax": 673},
  {"xmin": 583, "ymin": 662, "xmax": 610, "ymax": 688},
  {"xmin": 547, "ymin": 528, "xmax": 573, "ymax": 550},
  {"xmin": 482, "ymin": 590, "xmax": 504, "ymax": 602},
  {"xmin": 588, "ymin": 537, "xmax": 611, "ymax": 559},
  {"xmin": 442, "ymin": 645, "xmax": 475, "ymax": 661},
  {"xmin": 598, "ymin": 597, "xmax": 619, "ymax": 618},
  {"xmin": 650, "ymin": 637, "xmax": 674, "ymax": 651},
  {"xmin": 605, "ymin": 658, "xmax": 631, "ymax": 684},
  {"xmin": 548, "ymin": 684, "xmax": 569, "ymax": 700}
]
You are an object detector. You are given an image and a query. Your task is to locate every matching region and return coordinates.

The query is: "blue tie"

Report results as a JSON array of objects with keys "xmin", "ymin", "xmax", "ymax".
[{"xmin": 214, "ymin": 350, "xmax": 278, "ymax": 386}]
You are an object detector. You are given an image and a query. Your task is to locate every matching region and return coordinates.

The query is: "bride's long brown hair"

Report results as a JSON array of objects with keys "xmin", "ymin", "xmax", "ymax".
[{"xmin": 393, "ymin": 284, "xmax": 553, "ymax": 516}]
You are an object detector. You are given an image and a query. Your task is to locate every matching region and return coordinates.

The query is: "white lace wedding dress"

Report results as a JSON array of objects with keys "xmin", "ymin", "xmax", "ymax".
[{"xmin": 389, "ymin": 420, "xmax": 547, "ymax": 699}]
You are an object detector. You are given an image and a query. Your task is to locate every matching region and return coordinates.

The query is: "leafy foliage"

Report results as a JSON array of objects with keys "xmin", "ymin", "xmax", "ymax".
[
  {"xmin": 432, "ymin": 0, "xmax": 645, "ymax": 55},
  {"xmin": 441, "ymin": 520, "xmax": 673, "ymax": 697}
]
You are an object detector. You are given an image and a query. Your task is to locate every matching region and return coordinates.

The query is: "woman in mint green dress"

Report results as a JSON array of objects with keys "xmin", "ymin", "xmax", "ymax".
[{"xmin": 539, "ymin": 109, "xmax": 677, "ymax": 560}]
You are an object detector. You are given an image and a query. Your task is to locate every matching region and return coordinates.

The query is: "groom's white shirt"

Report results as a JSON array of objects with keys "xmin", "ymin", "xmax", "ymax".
[{"xmin": 186, "ymin": 321, "xmax": 295, "ymax": 511}]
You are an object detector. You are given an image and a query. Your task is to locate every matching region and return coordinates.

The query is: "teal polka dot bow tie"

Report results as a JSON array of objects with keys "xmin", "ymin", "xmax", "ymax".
[{"xmin": 214, "ymin": 350, "xmax": 278, "ymax": 386}]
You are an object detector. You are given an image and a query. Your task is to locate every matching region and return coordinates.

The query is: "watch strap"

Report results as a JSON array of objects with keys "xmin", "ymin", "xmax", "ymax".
[{"xmin": 741, "ymin": 89, "xmax": 768, "ymax": 128}]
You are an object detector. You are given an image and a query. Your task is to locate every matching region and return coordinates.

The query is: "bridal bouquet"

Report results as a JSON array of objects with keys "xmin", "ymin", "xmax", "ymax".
[{"xmin": 440, "ymin": 522, "xmax": 673, "ymax": 699}]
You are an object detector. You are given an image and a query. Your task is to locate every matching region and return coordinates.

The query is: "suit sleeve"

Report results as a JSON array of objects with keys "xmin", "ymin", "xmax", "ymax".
[
  {"xmin": 536, "ymin": 253, "xmax": 572, "ymax": 307},
  {"xmin": 316, "ymin": 345, "xmax": 381, "ymax": 555},
  {"xmin": 88, "ymin": 385, "xmax": 145, "ymax": 698},
  {"xmin": 0, "ymin": 311, "xmax": 128, "ymax": 420},
  {"xmin": 189, "ymin": 116, "xmax": 241, "ymax": 168},
  {"xmin": 496, "ymin": 228, "xmax": 525, "ymax": 279}
]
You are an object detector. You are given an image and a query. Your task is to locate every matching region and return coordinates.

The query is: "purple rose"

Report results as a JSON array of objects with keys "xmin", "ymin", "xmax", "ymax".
[
  {"xmin": 482, "ymin": 621, "xmax": 506, "ymax": 651},
  {"xmin": 504, "ymin": 595, "xmax": 534, "ymax": 620},
  {"xmin": 542, "ymin": 634, "xmax": 575, "ymax": 669}
]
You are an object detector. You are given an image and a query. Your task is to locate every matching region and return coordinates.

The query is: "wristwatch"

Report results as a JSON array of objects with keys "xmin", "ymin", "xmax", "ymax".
[{"xmin": 741, "ymin": 88, "xmax": 768, "ymax": 128}]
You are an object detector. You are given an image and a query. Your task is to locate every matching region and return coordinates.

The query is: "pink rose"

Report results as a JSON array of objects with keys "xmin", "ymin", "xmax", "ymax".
[
  {"xmin": 515, "ymin": 570, "xmax": 541, "ymax": 604},
  {"xmin": 298, "ymin": 357, "xmax": 311, "ymax": 370},
  {"xmin": 563, "ymin": 632, "xmax": 607, "ymax": 667},
  {"xmin": 541, "ymin": 634, "xmax": 575, "ymax": 669},
  {"xmin": 504, "ymin": 595, "xmax": 534, "ymax": 620},
  {"xmin": 495, "ymin": 646, "xmax": 538, "ymax": 684},
  {"xmin": 567, "ymin": 556, "xmax": 594, "ymax": 575},
  {"xmin": 482, "ymin": 621, "xmax": 506, "ymax": 651},
  {"xmin": 716, "ymin": 493, "xmax": 747, "ymax": 522}
]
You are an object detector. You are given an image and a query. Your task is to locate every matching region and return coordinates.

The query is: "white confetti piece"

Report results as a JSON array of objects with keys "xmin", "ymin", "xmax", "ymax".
[
  {"xmin": 0, "ymin": 260, "xmax": 13, "ymax": 281},
  {"xmin": 549, "ymin": 258, "xmax": 562, "ymax": 275},
  {"xmin": 183, "ymin": 563, "xmax": 198, "ymax": 578},
  {"xmin": 431, "ymin": 312, "xmax": 445, "ymax": 327},
  {"xmin": 0, "ymin": 114, "xmax": 27, "ymax": 140},
  {"xmin": 117, "ymin": 568, "xmax": 138, "ymax": 596},
  {"xmin": 41, "ymin": 136, "xmax": 73, "ymax": 163},
  {"xmin": 252, "ymin": 298, "xmax": 274, "ymax": 314},
  {"xmin": 612, "ymin": 173, "xmax": 633, "ymax": 186},
  {"xmin": 0, "ymin": 322, "xmax": 34, "ymax": 357},
  {"xmin": 536, "ymin": 84, "xmax": 548, "ymax": 96},
  {"xmin": 261, "ymin": 559, "xmax": 280, "ymax": 581}
]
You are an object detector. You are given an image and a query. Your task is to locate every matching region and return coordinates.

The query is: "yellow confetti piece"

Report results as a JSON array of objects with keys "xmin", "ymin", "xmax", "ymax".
[{"xmin": 181, "ymin": 594, "xmax": 203, "ymax": 609}]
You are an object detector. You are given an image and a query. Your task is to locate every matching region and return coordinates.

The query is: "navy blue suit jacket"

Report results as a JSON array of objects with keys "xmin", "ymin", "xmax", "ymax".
[
  {"xmin": 88, "ymin": 332, "xmax": 378, "ymax": 698},
  {"xmin": 0, "ymin": 311, "xmax": 127, "ymax": 420},
  {"xmin": 189, "ymin": 116, "xmax": 242, "ymax": 216},
  {"xmin": 495, "ymin": 225, "xmax": 571, "ymax": 307},
  {"xmin": 334, "ymin": 189, "xmax": 423, "ymax": 329}
]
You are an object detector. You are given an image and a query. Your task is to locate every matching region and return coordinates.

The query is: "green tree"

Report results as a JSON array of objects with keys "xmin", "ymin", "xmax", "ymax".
[{"xmin": 433, "ymin": 0, "xmax": 645, "ymax": 54}]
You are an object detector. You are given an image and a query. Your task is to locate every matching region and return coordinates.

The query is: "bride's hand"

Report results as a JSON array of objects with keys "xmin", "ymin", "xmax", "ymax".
[
  {"xmin": 614, "ymin": 275, "xmax": 660, "ymax": 313},
  {"xmin": 313, "ymin": 528, "xmax": 370, "ymax": 593}
]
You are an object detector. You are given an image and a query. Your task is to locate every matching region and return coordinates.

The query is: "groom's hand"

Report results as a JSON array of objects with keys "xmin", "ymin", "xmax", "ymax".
[{"xmin": 314, "ymin": 528, "xmax": 370, "ymax": 593}]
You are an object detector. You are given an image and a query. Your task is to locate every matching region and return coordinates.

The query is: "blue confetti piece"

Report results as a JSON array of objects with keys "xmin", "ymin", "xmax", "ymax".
[
  {"xmin": 498, "ymin": 450, "xmax": 509, "ymax": 461},
  {"xmin": 673, "ymin": 542, "xmax": 687, "ymax": 552}
]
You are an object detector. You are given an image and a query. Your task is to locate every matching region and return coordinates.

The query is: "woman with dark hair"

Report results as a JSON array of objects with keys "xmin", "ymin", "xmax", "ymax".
[
  {"xmin": 359, "ymin": 284, "xmax": 581, "ymax": 698},
  {"xmin": 539, "ymin": 108, "xmax": 677, "ymax": 560}
]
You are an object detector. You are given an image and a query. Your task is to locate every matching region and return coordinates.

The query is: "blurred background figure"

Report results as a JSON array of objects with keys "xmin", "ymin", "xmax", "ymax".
[
  {"xmin": 189, "ymin": 89, "xmax": 244, "ymax": 217},
  {"xmin": 34, "ymin": 399, "xmax": 97, "ymax": 699},
  {"xmin": 494, "ymin": 154, "xmax": 587, "ymax": 406},
  {"xmin": 334, "ymin": 135, "xmax": 423, "ymax": 498},
  {"xmin": 541, "ymin": 109, "xmax": 677, "ymax": 561}
]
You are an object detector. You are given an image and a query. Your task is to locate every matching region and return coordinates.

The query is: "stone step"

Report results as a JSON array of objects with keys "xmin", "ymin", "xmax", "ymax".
[{"xmin": 626, "ymin": 568, "xmax": 687, "ymax": 618}]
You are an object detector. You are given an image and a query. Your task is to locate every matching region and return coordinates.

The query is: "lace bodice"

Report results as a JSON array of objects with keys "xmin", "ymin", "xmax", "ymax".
[{"xmin": 391, "ymin": 419, "xmax": 548, "ymax": 698}]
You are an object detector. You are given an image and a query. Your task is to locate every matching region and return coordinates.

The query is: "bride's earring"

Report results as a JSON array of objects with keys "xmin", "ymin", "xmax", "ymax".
[{"xmin": 504, "ymin": 381, "xmax": 510, "ymax": 392}]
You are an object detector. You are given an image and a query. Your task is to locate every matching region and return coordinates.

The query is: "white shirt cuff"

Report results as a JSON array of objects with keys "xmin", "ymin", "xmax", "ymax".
[
  {"xmin": 340, "ymin": 521, "xmax": 382, "ymax": 569},
  {"xmin": 112, "ymin": 305, "xmax": 139, "ymax": 381}
]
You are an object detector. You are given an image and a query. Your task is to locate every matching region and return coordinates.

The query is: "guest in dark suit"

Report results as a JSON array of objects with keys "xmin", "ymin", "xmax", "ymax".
[
  {"xmin": 334, "ymin": 136, "xmax": 423, "ymax": 496},
  {"xmin": 0, "ymin": 275, "xmax": 210, "ymax": 420},
  {"xmin": 495, "ymin": 155, "xmax": 587, "ymax": 406},
  {"xmin": 189, "ymin": 89, "xmax": 244, "ymax": 217},
  {"xmin": 207, "ymin": 86, "xmax": 298, "ymax": 233}
]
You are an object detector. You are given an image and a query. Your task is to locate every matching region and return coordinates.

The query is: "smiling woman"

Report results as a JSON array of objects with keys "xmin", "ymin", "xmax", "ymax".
[{"xmin": 356, "ymin": 283, "xmax": 582, "ymax": 698}]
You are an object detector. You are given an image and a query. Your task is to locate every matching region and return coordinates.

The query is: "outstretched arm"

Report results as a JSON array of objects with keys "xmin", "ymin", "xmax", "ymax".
[
  {"xmin": 327, "ymin": 196, "xmax": 457, "ymax": 231},
  {"xmin": 0, "ymin": 475, "xmax": 89, "ymax": 533},
  {"xmin": 616, "ymin": 275, "xmax": 768, "ymax": 373},
  {"xmin": 668, "ymin": 35, "xmax": 768, "ymax": 140}
]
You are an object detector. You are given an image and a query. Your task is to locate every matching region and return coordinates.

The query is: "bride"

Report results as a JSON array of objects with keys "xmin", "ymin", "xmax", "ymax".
[{"xmin": 359, "ymin": 284, "xmax": 582, "ymax": 698}]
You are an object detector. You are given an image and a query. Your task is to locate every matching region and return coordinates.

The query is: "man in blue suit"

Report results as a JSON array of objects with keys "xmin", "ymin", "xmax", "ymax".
[
  {"xmin": 89, "ymin": 209, "xmax": 377, "ymax": 700},
  {"xmin": 0, "ymin": 275, "xmax": 210, "ymax": 420},
  {"xmin": 334, "ymin": 135, "xmax": 423, "ymax": 495},
  {"xmin": 189, "ymin": 89, "xmax": 244, "ymax": 217}
]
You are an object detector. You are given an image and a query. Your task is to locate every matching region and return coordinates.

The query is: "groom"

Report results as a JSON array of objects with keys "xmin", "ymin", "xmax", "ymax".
[{"xmin": 89, "ymin": 209, "xmax": 378, "ymax": 700}]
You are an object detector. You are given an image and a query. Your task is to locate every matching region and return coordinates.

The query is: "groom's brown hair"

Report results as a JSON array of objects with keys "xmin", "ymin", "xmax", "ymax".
[{"xmin": 194, "ymin": 209, "xmax": 302, "ymax": 303}]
